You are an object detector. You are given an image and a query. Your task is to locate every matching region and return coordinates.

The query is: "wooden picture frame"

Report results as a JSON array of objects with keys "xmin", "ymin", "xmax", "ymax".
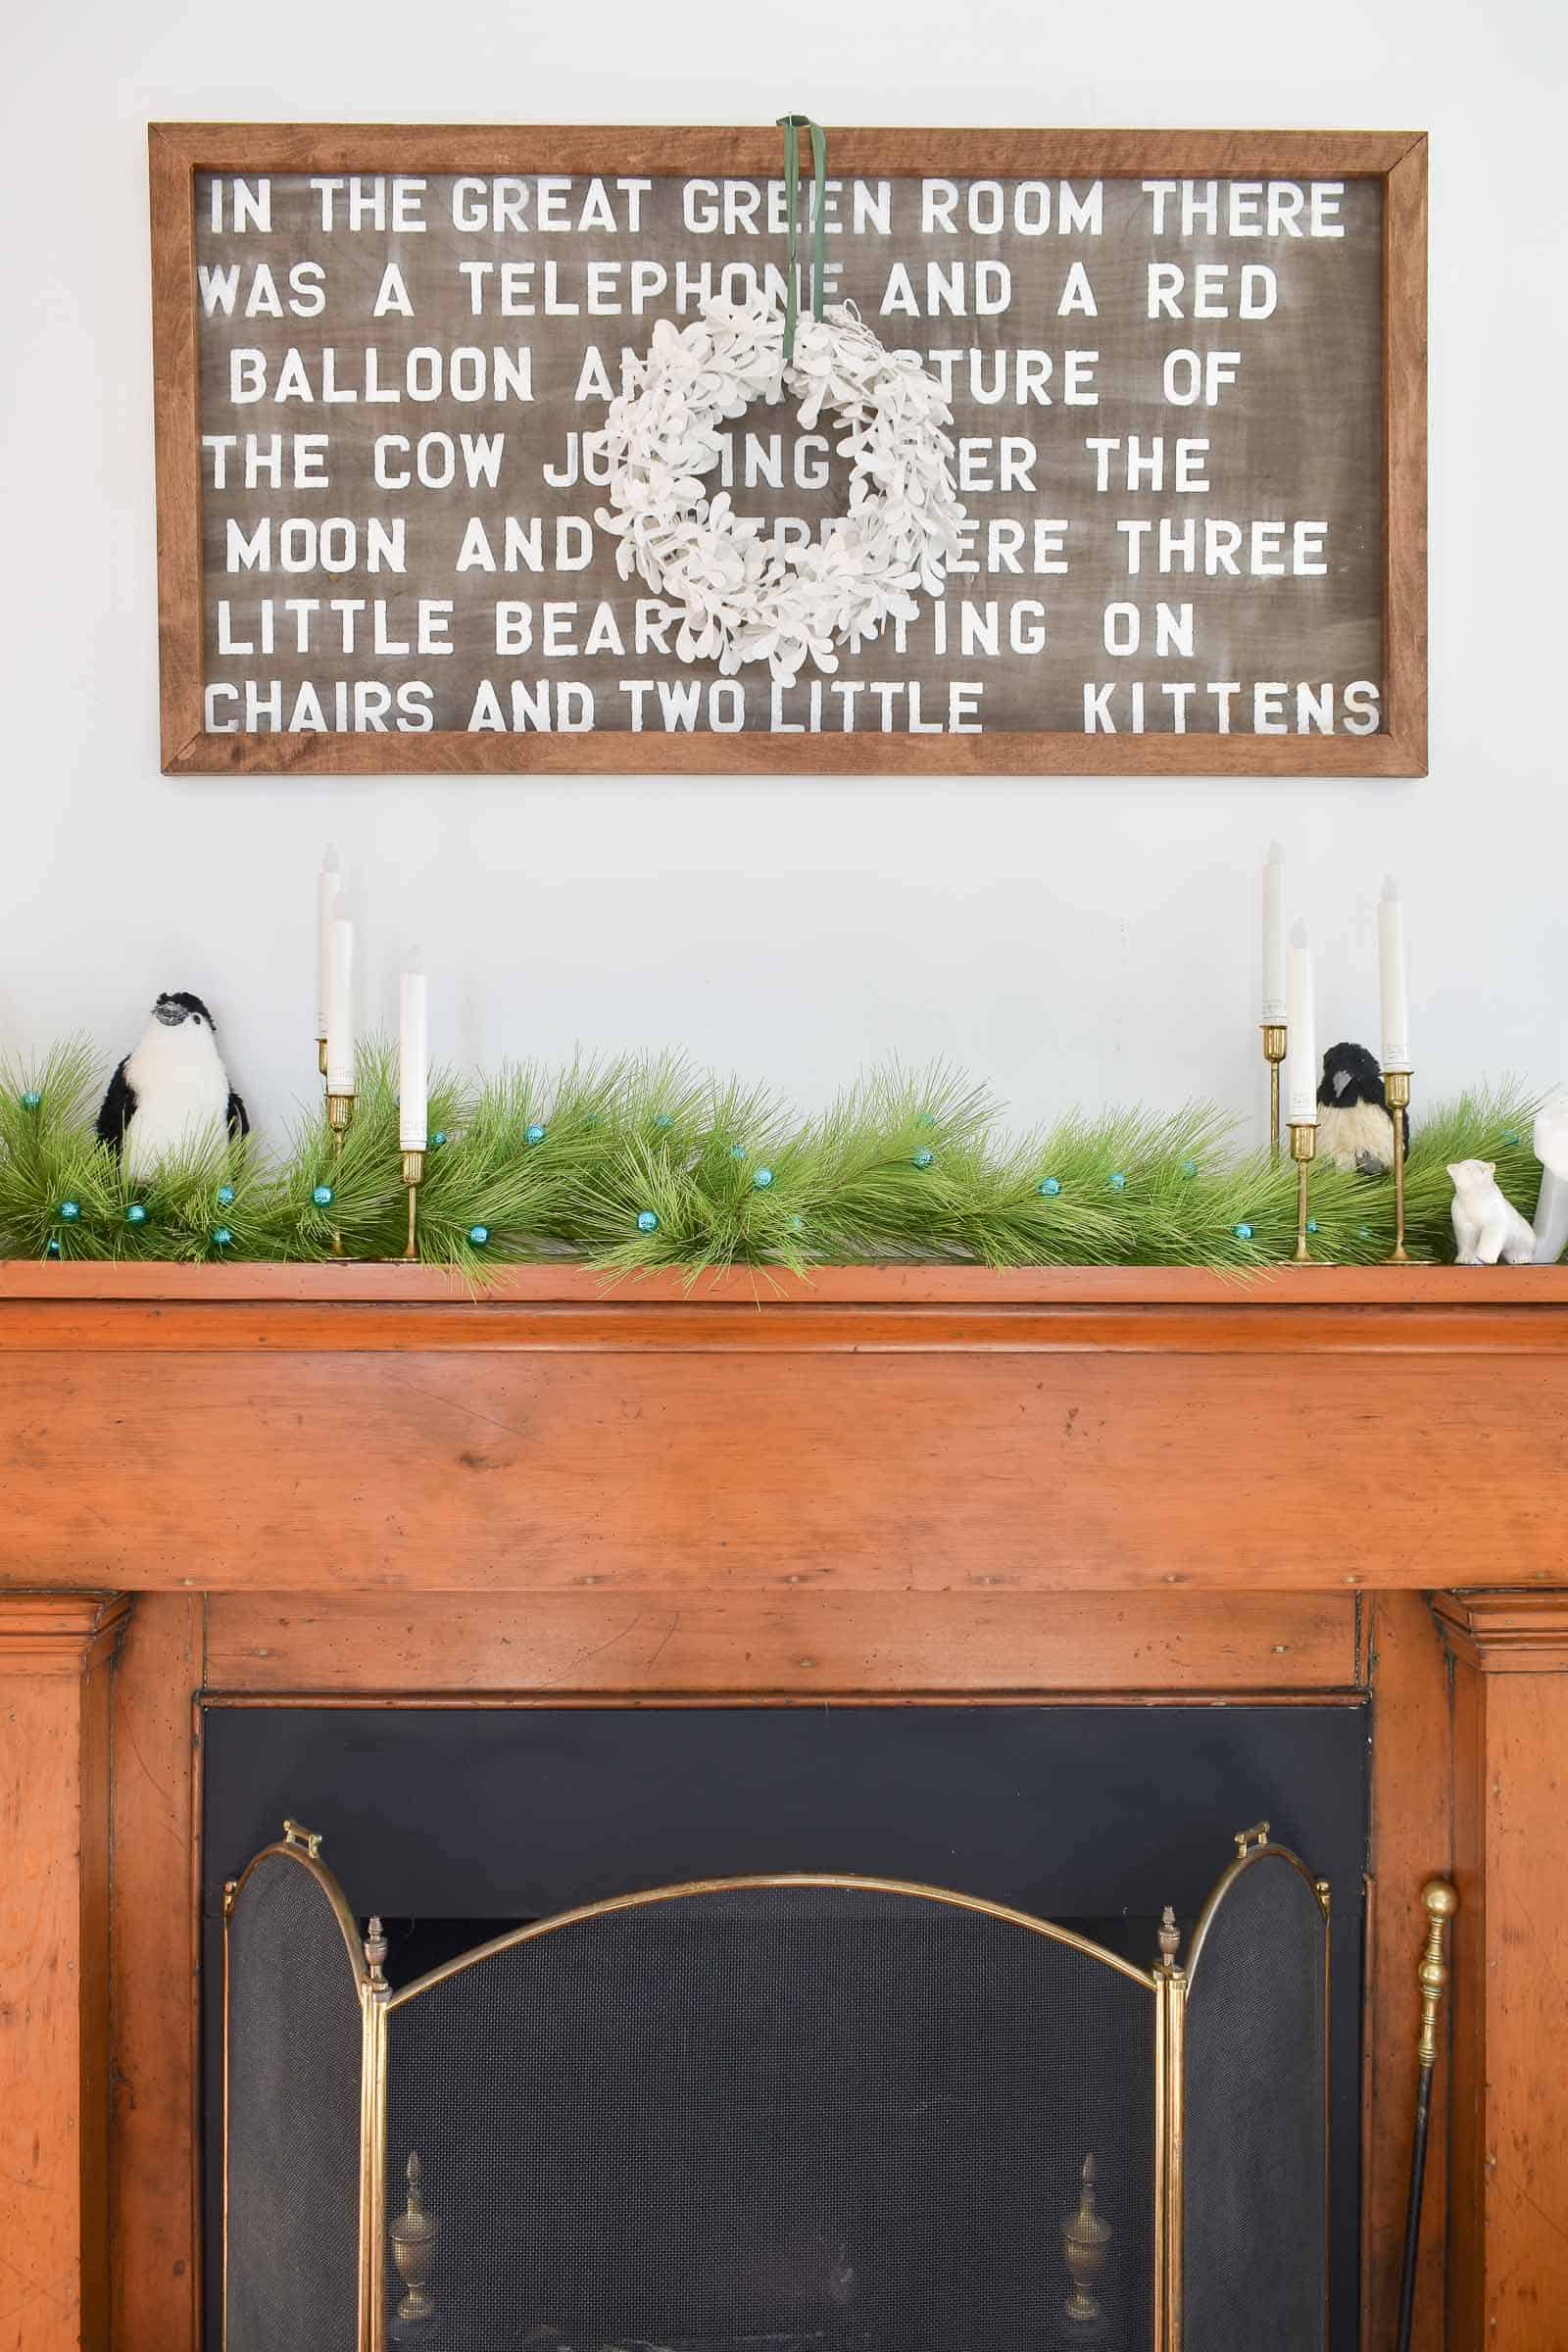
[{"xmin": 149, "ymin": 125, "xmax": 1428, "ymax": 778}]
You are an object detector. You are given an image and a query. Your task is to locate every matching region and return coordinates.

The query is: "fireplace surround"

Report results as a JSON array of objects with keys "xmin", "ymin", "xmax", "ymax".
[{"xmin": 4, "ymin": 1260, "xmax": 1568, "ymax": 2351}]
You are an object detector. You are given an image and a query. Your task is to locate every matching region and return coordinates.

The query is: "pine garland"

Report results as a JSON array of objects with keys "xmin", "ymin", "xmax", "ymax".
[{"xmin": 0, "ymin": 1038, "xmax": 1546, "ymax": 1275}]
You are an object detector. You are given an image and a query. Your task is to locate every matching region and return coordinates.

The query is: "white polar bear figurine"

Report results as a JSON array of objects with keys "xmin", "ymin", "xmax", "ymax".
[{"xmin": 1448, "ymin": 1158, "xmax": 1536, "ymax": 1265}]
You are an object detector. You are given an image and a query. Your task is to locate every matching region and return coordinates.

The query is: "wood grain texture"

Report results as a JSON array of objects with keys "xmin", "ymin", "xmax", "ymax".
[
  {"xmin": 109, "ymin": 1596, "xmax": 201, "ymax": 2352},
  {"xmin": 149, "ymin": 123, "xmax": 1427, "ymax": 779},
  {"xmin": 1382, "ymin": 135, "xmax": 1429, "ymax": 770},
  {"xmin": 1362, "ymin": 1592, "xmax": 1451, "ymax": 2352},
  {"xmin": 2, "ymin": 1273, "xmax": 1567, "ymax": 1595},
  {"xmin": 203, "ymin": 1589, "xmax": 1358, "ymax": 1695},
  {"xmin": 0, "ymin": 1595, "xmax": 126, "ymax": 2352},
  {"xmin": 1446, "ymin": 1653, "xmax": 1568, "ymax": 2349},
  {"xmin": 1431, "ymin": 1589, "xmax": 1568, "ymax": 1672}
]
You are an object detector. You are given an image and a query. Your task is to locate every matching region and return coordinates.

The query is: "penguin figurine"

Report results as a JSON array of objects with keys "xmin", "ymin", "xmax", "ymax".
[
  {"xmin": 97, "ymin": 992, "xmax": 248, "ymax": 1180},
  {"xmin": 1316, "ymin": 1041, "xmax": 1407, "ymax": 1177}
]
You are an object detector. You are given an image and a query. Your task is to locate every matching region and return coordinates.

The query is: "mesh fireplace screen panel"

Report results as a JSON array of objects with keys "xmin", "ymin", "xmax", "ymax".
[
  {"xmin": 1182, "ymin": 1852, "xmax": 1328, "ymax": 2352},
  {"xmin": 385, "ymin": 1882, "xmax": 1156, "ymax": 2351},
  {"xmin": 225, "ymin": 1849, "xmax": 363, "ymax": 2352}
]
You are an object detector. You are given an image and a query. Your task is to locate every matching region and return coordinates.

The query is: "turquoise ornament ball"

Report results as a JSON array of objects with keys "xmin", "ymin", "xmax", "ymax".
[
  {"xmin": 752, "ymin": 1166, "xmax": 774, "ymax": 1190},
  {"xmin": 1107, "ymin": 1170, "xmax": 1128, "ymax": 1192},
  {"xmin": 430, "ymin": 1132, "xmax": 447, "ymax": 1150},
  {"xmin": 467, "ymin": 1225, "xmax": 490, "ymax": 1247},
  {"xmin": 217, "ymin": 1184, "xmax": 235, "ymax": 1207},
  {"xmin": 788, "ymin": 1214, "xmax": 805, "ymax": 1234},
  {"xmin": 21, "ymin": 1091, "xmax": 41, "ymax": 1111},
  {"xmin": 212, "ymin": 1226, "xmax": 234, "ymax": 1249},
  {"xmin": 1306, "ymin": 1218, "xmax": 1319, "ymax": 1236},
  {"xmin": 125, "ymin": 1203, "xmax": 148, "ymax": 1227},
  {"xmin": 654, "ymin": 1113, "xmax": 673, "ymax": 1130},
  {"xmin": 58, "ymin": 1200, "xmax": 80, "ymax": 1223},
  {"xmin": 637, "ymin": 1209, "xmax": 660, "ymax": 1233},
  {"xmin": 1233, "ymin": 1221, "xmax": 1254, "ymax": 1242},
  {"xmin": 45, "ymin": 1238, "xmax": 61, "ymax": 1257},
  {"xmin": 1038, "ymin": 1176, "xmax": 1061, "ymax": 1198},
  {"xmin": 525, "ymin": 1124, "xmax": 546, "ymax": 1146},
  {"xmin": 1180, "ymin": 1159, "xmax": 1199, "ymax": 1179},
  {"xmin": 313, "ymin": 1184, "xmax": 334, "ymax": 1207},
  {"xmin": 1503, "ymin": 1130, "xmax": 1522, "ymax": 1148},
  {"xmin": 730, "ymin": 1144, "xmax": 748, "ymax": 1161},
  {"xmin": 912, "ymin": 1148, "xmax": 935, "ymax": 1170}
]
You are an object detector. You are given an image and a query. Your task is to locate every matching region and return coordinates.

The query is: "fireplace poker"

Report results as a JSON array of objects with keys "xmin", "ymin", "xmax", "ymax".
[{"xmin": 1395, "ymin": 1878, "xmax": 1457, "ymax": 2352}]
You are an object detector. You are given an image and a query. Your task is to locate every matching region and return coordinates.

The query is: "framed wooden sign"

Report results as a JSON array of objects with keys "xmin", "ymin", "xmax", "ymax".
[{"xmin": 149, "ymin": 125, "xmax": 1427, "ymax": 777}]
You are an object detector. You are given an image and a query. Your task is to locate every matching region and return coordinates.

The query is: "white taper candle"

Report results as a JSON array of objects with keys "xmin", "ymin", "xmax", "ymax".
[
  {"xmin": 325, "ymin": 915, "xmax": 356, "ymax": 1098},
  {"xmin": 1285, "ymin": 922, "xmax": 1317, "ymax": 1124},
  {"xmin": 316, "ymin": 846, "xmax": 340, "ymax": 1042},
  {"xmin": 399, "ymin": 956, "xmax": 428, "ymax": 1152},
  {"xmin": 1261, "ymin": 842, "xmax": 1287, "ymax": 1023},
  {"xmin": 1379, "ymin": 876, "xmax": 1411, "ymax": 1072}
]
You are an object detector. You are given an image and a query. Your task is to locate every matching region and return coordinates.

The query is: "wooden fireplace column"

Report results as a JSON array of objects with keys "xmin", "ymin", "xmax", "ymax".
[{"xmin": 3, "ymin": 1262, "xmax": 1568, "ymax": 2350}]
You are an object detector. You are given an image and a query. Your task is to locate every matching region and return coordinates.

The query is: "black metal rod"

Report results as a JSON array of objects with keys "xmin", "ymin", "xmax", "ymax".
[{"xmin": 1395, "ymin": 2064, "xmax": 1434, "ymax": 2352}]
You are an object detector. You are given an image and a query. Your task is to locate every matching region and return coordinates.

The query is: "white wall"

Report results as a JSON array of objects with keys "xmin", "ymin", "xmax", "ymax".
[{"xmin": 3, "ymin": 0, "xmax": 1563, "ymax": 1148}]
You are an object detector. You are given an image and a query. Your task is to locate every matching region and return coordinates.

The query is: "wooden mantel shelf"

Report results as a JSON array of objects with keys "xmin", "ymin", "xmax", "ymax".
[{"xmin": 2, "ymin": 1259, "xmax": 1566, "ymax": 1594}]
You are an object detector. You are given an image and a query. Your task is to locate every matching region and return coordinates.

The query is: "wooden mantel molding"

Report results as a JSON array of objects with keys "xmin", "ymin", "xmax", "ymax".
[
  {"xmin": 0, "ymin": 1592, "xmax": 128, "ymax": 2352},
  {"xmin": 4, "ymin": 1262, "xmax": 1568, "ymax": 1597},
  {"xmin": 1431, "ymin": 1590, "xmax": 1568, "ymax": 1671}
]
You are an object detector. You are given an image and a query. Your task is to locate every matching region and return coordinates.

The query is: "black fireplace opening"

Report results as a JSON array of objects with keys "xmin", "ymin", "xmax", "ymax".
[{"xmin": 203, "ymin": 1701, "xmax": 1366, "ymax": 2349}]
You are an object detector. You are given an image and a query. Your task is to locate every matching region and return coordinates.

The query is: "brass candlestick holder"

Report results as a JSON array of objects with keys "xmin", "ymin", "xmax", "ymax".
[
  {"xmin": 318, "ymin": 1037, "xmax": 328, "ymax": 1081},
  {"xmin": 1060, "ymin": 2151, "xmax": 1111, "ymax": 2326},
  {"xmin": 388, "ymin": 2149, "xmax": 440, "ymax": 2329},
  {"xmin": 1290, "ymin": 1120, "xmax": 1318, "ymax": 1262},
  {"xmin": 325, "ymin": 1092, "xmax": 355, "ymax": 1259},
  {"xmin": 1261, "ymin": 1023, "xmax": 1288, "ymax": 1155},
  {"xmin": 401, "ymin": 1150, "xmax": 425, "ymax": 1262},
  {"xmin": 1385, "ymin": 1068, "xmax": 1413, "ymax": 1264}
]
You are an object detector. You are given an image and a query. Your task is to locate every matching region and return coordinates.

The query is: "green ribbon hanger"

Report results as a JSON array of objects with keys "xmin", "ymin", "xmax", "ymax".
[{"xmin": 776, "ymin": 114, "xmax": 827, "ymax": 362}]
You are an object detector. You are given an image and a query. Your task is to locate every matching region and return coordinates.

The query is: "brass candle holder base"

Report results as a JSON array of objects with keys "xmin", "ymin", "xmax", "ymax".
[
  {"xmin": 401, "ymin": 1150, "xmax": 425, "ymax": 1262},
  {"xmin": 317, "ymin": 1036, "xmax": 328, "ymax": 1080},
  {"xmin": 325, "ymin": 1092, "xmax": 355, "ymax": 1259},
  {"xmin": 1289, "ymin": 1121, "xmax": 1318, "ymax": 1262},
  {"xmin": 1261, "ymin": 1023, "xmax": 1288, "ymax": 1156},
  {"xmin": 1385, "ymin": 1067, "xmax": 1413, "ymax": 1264}
]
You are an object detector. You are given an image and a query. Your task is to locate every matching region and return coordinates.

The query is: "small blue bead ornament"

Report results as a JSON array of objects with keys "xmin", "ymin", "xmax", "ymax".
[
  {"xmin": 788, "ymin": 1214, "xmax": 805, "ymax": 1234},
  {"xmin": 637, "ymin": 1209, "xmax": 660, "ymax": 1233},
  {"xmin": 125, "ymin": 1203, "xmax": 148, "ymax": 1227},
  {"xmin": 525, "ymin": 1124, "xmax": 546, "ymax": 1146},
  {"xmin": 58, "ymin": 1200, "xmax": 80, "ymax": 1223},
  {"xmin": 753, "ymin": 1166, "xmax": 774, "ymax": 1189},
  {"xmin": 1107, "ymin": 1170, "xmax": 1128, "ymax": 1191},
  {"xmin": 915, "ymin": 1111, "xmax": 937, "ymax": 1129},
  {"xmin": 21, "ymin": 1091, "xmax": 40, "ymax": 1111},
  {"xmin": 1038, "ymin": 1176, "xmax": 1061, "ymax": 1198},
  {"xmin": 730, "ymin": 1144, "xmax": 748, "ymax": 1161},
  {"xmin": 1233, "ymin": 1222, "xmax": 1254, "ymax": 1242},
  {"xmin": 313, "ymin": 1184, "xmax": 334, "ymax": 1207},
  {"xmin": 654, "ymin": 1113, "xmax": 673, "ymax": 1130},
  {"xmin": 912, "ymin": 1148, "xmax": 935, "ymax": 1169},
  {"xmin": 430, "ymin": 1132, "xmax": 447, "ymax": 1150},
  {"xmin": 212, "ymin": 1226, "xmax": 234, "ymax": 1249},
  {"xmin": 467, "ymin": 1225, "xmax": 490, "ymax": 1247},
  {"xmin": 45, "ymin": 1238, "xmax": 61, "ymax": 1257},
  {"xmin": 1503, "ymin": 1130, "xmax": 1522, "ymax": 1148},
  {"xmin": 1306, "ymin": 1218, "xmax": 1319, "ymax": 1237},
  {"xmin": 1180, "ymin": 1159, "xmax": 1199, "ymax": 1179},
  {"xmin": 217, "ymin": 1184, "xmax": 235, "ymax": 1207}
]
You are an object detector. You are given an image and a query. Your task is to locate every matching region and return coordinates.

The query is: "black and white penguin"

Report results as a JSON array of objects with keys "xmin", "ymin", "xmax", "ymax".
[
  {"xmin": 96, "ymin": 992, "xmax": 249, "ymax": 1180},
  {"xmin": 1316, "ymin": 1041, "xmax": 1407, "ymax": 1177}
]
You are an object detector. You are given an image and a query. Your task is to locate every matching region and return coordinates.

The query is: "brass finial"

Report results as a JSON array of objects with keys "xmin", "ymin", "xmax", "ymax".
[
  {"xmin": 364, "ymin": 1916, "xmax": 388, "ymax": 1987},
  {"xmin": 388, "ymin": 2149, "xmax": 440, "ymax": 2326},
  {"xmin": 1061, "ymin": 2151, "xmax": 1112, "ymax": 2325},
  {"xmin": 1417, "ymin": 1880, "xmax": 1458, "ymax": 2070},
  {"xmin": 1234, "ymin": 1821, "xmax": 1270, "ymax": 1856},
  {"xmin": 1157, "ymin": 1905, "xmax": 1181, "ymax": 1967}
]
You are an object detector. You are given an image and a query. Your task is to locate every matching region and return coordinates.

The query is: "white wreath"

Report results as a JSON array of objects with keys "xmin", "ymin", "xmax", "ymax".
[{"xmin": 594, "ymin": 296, "xmax": 968, "ymax": 687}]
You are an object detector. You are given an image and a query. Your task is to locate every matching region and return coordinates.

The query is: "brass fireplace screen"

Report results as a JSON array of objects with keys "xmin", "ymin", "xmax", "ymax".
[{"xmin": 222, "ymin": 1826, "xmax": 1329, "ymax": 2352}]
